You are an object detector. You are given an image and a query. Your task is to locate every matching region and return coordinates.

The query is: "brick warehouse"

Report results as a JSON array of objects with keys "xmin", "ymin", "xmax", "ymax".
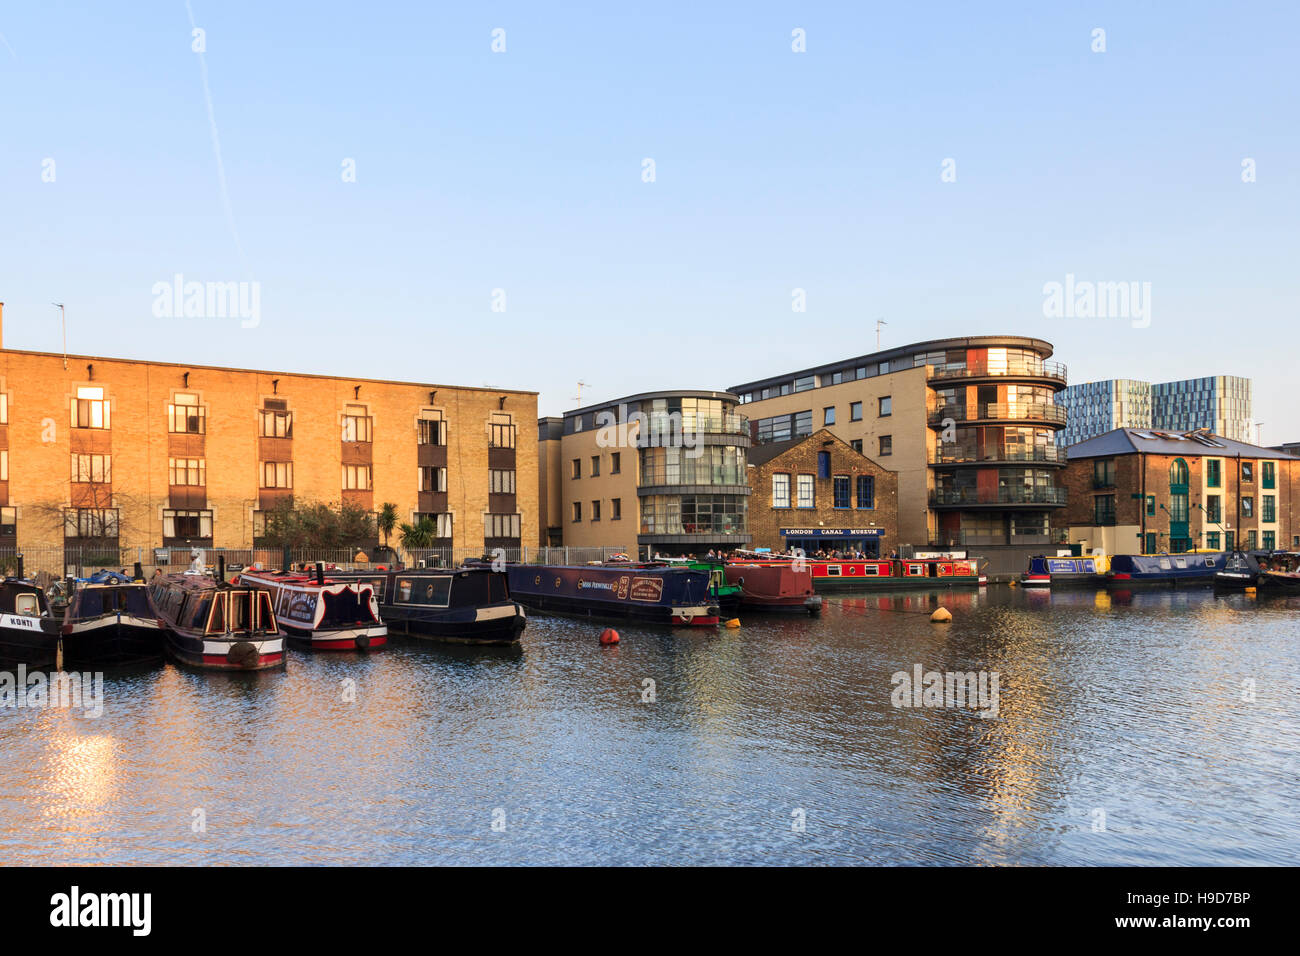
[
  {"xmin": 1063, "ymin": 427, "xmax": 1300, "ymax": 554},
  {"xmin": 747, "ymin": 429, "xmax": 898, "ymax": 555},
  {"xmin": 0, "ymin": 304, "xmax": 538, "ymax": 568}
]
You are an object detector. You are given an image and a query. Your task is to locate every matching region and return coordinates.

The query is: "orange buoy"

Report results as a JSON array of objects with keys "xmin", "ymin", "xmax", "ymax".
[
  {"xmin": 930, "ymin": 607, "xmax": 952, "ymax": 623},
  {"xmin": 599, "ymin": 628, "xmax": 620, "ymax": 645}
]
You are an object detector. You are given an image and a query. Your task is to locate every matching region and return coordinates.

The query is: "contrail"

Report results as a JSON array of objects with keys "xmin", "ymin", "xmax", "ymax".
[
  {"xmin": 0, "ymin": 32, "xmax": 17, "ymax": 59},
  {"xmin": 185, "ymin": 1, "xmax": 248, "ymax": 272}
]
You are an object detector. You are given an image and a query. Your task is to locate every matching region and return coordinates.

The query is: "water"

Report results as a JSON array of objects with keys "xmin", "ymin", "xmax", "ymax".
[{"xmin": 3, "ymin": 586, "xmax": 1297, "ymax": 865}]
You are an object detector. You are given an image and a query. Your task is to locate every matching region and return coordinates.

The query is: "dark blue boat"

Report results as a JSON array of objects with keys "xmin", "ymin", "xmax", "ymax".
[
  {"xmin": 1020, "ymin": 555, "xmax": 1108, "ymax": 588},
  {"xmin": 1107, "ymin": 552, "xmax": 1225, "ymax": 588},
  {"xmin": 506, "ymin": 564, "xmax": 719, "ymax": 626}
]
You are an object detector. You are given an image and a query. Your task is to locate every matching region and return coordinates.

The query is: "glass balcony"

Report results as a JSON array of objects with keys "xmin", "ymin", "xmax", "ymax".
[
  {"xmin": 929, "ymin": 445, "xmax": 1067, "ymax": 465},
  {"xmin": 927, "ymin": 359, "xmax": 1067, "ymax": 384},
  {"xmin": 929, "ymin": 487, "xmax": 1068, "ymax": 507},
  {"xmin": 928, "ymin": 403, "xmax": 1067, "ymax": 426}
]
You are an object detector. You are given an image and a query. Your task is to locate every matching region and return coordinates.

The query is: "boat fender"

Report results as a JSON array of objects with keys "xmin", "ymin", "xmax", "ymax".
[
  {"xmin": 355, "ymin": 634, "xmax": 371, "ymax": 651},
  {"xmin": 227, "ymin": 641, "xmax": 260, "ymax": 667},
  {"xmin": 599, "ymin": 628, "xmax": 620, "ymax": 645}
]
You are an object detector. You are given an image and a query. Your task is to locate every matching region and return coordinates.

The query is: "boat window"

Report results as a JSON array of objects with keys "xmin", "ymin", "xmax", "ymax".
[
  {"xmin": 826, "ymin": 565, "xmax": 841, "ymax": 576},
  {"xmin": 207, "ymin": 594, "xmax": 225, "ymax": 633},
  {"xmin": 909, "ymin": 564, "xmax": 925, "ymax": 575},
  {"xmin": 1158, "ymin": 559, "xmax": 1172, "ymax": 570},
  {"xmin": 862, "ymin": 564, "xmax": 879, "ymax": 575},
  {"xmin": 15, "ymin": 593, "xmax": 39, "ymax": 616},
  {"xmin": 190, "ymin": 595, "xmax": 213, "ymax": 629},
  {"xmin": 1174, "ymin": 557, "xmax": 1187, "ymax": 569},
  {"xmin": 229, "ymin": 591, "xmax": 251, "ymax": 631},
  {"xmin": 258, "ymin": 592, "xmax": 278, "ymax": 632},
  {"xmin": 79, "ymin": 590, "xmax": 105, "ymax": 616}
]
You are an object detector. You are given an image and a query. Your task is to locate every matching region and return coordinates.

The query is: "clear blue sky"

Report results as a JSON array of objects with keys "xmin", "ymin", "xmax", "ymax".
[{"xmin": 2, "ymin": 2, "xmax": 1296, "ymax": 439}]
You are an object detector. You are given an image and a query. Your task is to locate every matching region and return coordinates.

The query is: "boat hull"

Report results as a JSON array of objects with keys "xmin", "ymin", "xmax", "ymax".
[
  {"xmin": 1107, "ymin": 552, "xmax": 1225, "ymax": 588},
  {"xmin": 61, "ymin": 615, "xmax": 165, "ymax": 668},
  {"xmin": 507, "ymin": 565, "xmax": 719, "ymax": 627},
  {"xmin": 280, "ymin": 622, "xmax": 388, "ymax": 651},
  {"xmin": 723, "ymin": 565, "xmax": 822, "ymax": 614},
  {"xmin": 0, "ymin": 616, "xmax": 60, "ymax": 669},
  {"xmin": 163, "ymin": 629, "xmax": 286, "ymax": 671},
  {"xmin": 383, "ymin": 603, "xmax": 526, "ymax": 644}
]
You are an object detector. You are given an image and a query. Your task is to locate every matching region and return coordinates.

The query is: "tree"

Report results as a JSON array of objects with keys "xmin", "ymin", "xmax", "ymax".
[
  {"xmin": 398, "ymin": 517, "xmax": 437, "ymax": 552},
  {"xmin": 377, "ymin": 502, "xmax": 398, "ymax": 550},
  {"xmin": 259, "ymin": 499, "xmax": 376, "ymax": 550}
]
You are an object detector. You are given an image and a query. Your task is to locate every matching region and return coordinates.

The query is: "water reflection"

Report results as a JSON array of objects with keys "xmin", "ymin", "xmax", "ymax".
[{"xmin": 1, "ymin": 586, "xmax": 1296, "ymax": 865}]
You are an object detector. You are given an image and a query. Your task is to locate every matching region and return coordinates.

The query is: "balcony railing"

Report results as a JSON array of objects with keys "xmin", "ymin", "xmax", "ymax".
[
  {"xmin": 930, "ymin": 446, "xmax": 1067, "ymax": 465},
  {"xmin": 929, "ymin": 487, "xmax": 1068, "ymax": 507},
  {"xmin": 927, "ymin": 360, "xmax": 1067, "ymax": 384},
  {"xmin": 930, "ymin": 529, "xmax": 1068, "ymax": 547},
  {"xmin": 928, "ymin": 403, "xmax": 1067, "ymax": 426},
  {"xmin": 643, "ymin": 414, "xmax": 750, "ymax": 439}
]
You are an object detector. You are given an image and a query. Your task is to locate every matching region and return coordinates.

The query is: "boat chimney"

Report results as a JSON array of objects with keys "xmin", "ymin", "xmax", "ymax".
[
  {"xmin": 133, "ymin": 561, "xmax": 144, "ymax": 582},
  {"xmin": 15, "ymin": 553, "xmax": 22, "ymax": 580},
  {"xmin": 217, "ymin": 554, "xmax": 225, "ymax": 583},
  {"xmin": 316, "ymin": 562, "xmax": 325, "ymax": 585}
]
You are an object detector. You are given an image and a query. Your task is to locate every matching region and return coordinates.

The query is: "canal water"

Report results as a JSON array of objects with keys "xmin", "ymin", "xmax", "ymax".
[{"xmin": 2, "ymin": 586, "xmax": 1296, "ymax": 866}]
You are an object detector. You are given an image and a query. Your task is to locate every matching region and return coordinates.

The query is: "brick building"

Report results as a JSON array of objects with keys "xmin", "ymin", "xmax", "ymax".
[
  {"xmin": 1063, "ymin": 428, "xmax": 1300, "ymax": 555},
  {"xmin": 747, "ymin": 429, "xmax": 898, "ymax": 556},
  {"xmin": 0, "ymin": 303, "xmax": 537, "ymax": 568}
]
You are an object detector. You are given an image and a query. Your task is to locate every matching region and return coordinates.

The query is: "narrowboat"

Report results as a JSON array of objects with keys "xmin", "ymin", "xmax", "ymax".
[
  {"xmin": 1020, "ymin": 555, "xmax": 1110, "ymax": 589},
  {"xmin": 331, "ymin": 567, "xmax": 526, "ymax": 644},
  {"xmin": 1106, "ymin": 552, "xmax": 1225, "ymax": 588},
  {"xmin": 60, "ymin": 570, "xmax": 165, "ymax": 668},
  {"xmin": 1214, "ymin": 551, "xmax": 1264, "ymax": 590},
  {"xmin": 149, "ymin": 573, "xmax": 285, "ymax": 671},
  {"xmin": 722, "ymin": 561, "xmax": 822, "ymax": 614},
  {"xmin": 725, "ymin": 553, "xmax": 983, "ymax": 592},
  {"xmin": 236, "ymin": 566, "xmax": 387, "ymax": 651},
  {"xmin": 652, "ymin": 558, "xmax": 743, "ymax": 616},
  {"xmin": 506, "ymin": 564, "xmax": 719, "ymax": 626},
  {"xmin": 0, "ymin": 577, "xmax": 60, "ymax": 669}
]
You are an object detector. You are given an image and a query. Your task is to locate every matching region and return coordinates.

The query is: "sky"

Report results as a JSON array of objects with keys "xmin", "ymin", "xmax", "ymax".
[{"xmin": 1, "ymin": 2, "xmax": 1296, "ymax": 439}]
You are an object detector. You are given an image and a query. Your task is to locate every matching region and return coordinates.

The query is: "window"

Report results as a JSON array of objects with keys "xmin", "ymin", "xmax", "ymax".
[
  {"xmin": 168, "ymin": 457, "xmax": 205, "ymax": 486},
  {"xmin": 856, "ymin": 475, "xmax": 875, "ymax": 509},
  {"xmin": 261, "ymin": 461, "xmax": 293, "ymax": 489},
  {"xmin": 1206, "ymin": 532, "xmax": 1220, "ymax": 550},
  {"xmin": 1247, "ymin": 530, "xmax": 1257, "ymax": 550},
  {"xmin": 850, "ymin": 439, "xmax": 863, "ymax": 453},
  {"xmin": 1242, "ymin": 496, "xmax": 1254, "ymax": 518},
  {"xmin": 817, "ymin": 451, "xmax": 831, "ymax": 479},
  {"xmin": 1094, "ymin": 459, "xmax": 1116, "ymax": 488},
  {"xmin": 0, "ymin": 450, "xmax": 6, "ymax": 481},
  {"xmin": 572, "ymin": 501, "xmax": 582, "ymax": 522},
  {"xmin": 878, "ymin": 435, "xmax": 892, "ymax": 457},
  {"xmin": 571, "ymin": 459, "xmax": 581, "ymax": 479},
  {"xmin": 794, "ymin": 375, "xmax": 816, "ymax": 392},
  {"xmin": 1206, "ymin": 495, "xmax": 1220, "ymax": 523},
  {"xmin": 591, "ymin": 500, "xmax": 601, "ymax": 521},
  {"xmin": 1225, "ymin": 531, "xmax": 1235, "ymax": 552},
  {"xmin": 168, "ymin": 393, "xmax": 206, "ymax": 434},
  {"xmin": 65, "ymin": 508, "xmax": 119, "ymax": 538},
  {"xmin": 1170, "ymin": 458, "xmax": 1189, "ymax": 486},
  {"xmin": 419, "ymin": 466, "xmax": 448, "ymax": 492},
  {"xmin": 71, "ymin": 386, "xmax": 110, "ymax": 429},
  {"xmin": 342, "ymin": 465, "xmax": 372, "ymax": 490},
  {"xmin": 772, "ymin": 473, "xmax": 791, "ymax": 508},
  {"xmin": 823, "ymin": 406, "xmax": 836, "ymax": 425},
  {"xmin": 1263, "ymin": 531, "xmax": 1275, "ymax": 550},
  {"xmin": 0, "ymin": 393, "xmax": 7, "ymax": 425},
  {"xmin": 413, "ymin": 512, "xmax": 454, "ymax": 538},
  {"xmin": 489, "ymin": 469, "xmax": 515, "ymax": 494},
  {"xmin": 611, "ymin": 452, "xmax": 621, "ymax": 474},
  {"xmin": 794, "ymin": 410, "xmax": 813, "ymax": 436},
  {"xmin": 260, "ymin": 404, "xmax": 293, "ymax": 438},
  {"xmin": 0, "ymin": 506, "xmax": 15, "ymax": 537},
  {"xmin": 489, "ymin": 414, "xmax": 516, "ymax": 448},
  {"xmin": 833, "ymin": 475, "xmax": 850, "ymax": 509},
  {"xmin": 1146, "ymin": 495, "xmax": 1156, "ymax": 516},
  {"xmin": 1094, "ymin": 495, "xmax": 1117, "ymax": 525},
  {"xmin": 611, "ymin": 498, "xmax": 622, "ymax": 520},
  {"xmin": 1206, "ymin": 459, "xmax": 1221, "ymax": 488},
  {"xmin": 1263, "ymin": 495, "xmax": 1275, "ymax": 522},
  {"xmin": 590, "ymin": 455, "xmax": 601, "ymax": 477},
  {"xmin": 878, "ymin": 360, "xmax": 890, "ymax": 375},
  {"xmin": 71, "ymin": 454, "xmax": 112, "ymax": 483},
  {"xmin": 1241, "ymin": 462, "xmax": 1253, "ymax": 482},
  {"xmin": 796, "ymin": 474, "xmax": 814, "ymax": 508},
  {"xmin": 483, "ymin": 513, "xmax": 521, "ymax": 539},
  {"xmin": 1145, "ymin": 532, "xmax": 1158, "ymax": 554},
  {"xmin": 417, "ymin": 411, "xmax": 445, "ymax": 445},
  {"xmin": 850, "ymin": 402, "xmax": 863, "ymax": 422},
  {"xmin": 163, "ymin": 509, "xmax": 213, "ymax": 539},
  {"xmin": 1263, "ymin": 461, "xmax": 1275, "ymax": 489},
  {"xmin": 341, "ymin": 405, "xmax": 372, "ymax": 442},
  {"xmin": 878, "ymin": 396, "xmax": 892, "ymax": 417}
]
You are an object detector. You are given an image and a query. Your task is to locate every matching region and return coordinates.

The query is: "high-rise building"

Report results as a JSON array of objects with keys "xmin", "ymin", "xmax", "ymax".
[{"xmin": 1058, "ymin": 376, "xmax": 1252, "ymax": 445}]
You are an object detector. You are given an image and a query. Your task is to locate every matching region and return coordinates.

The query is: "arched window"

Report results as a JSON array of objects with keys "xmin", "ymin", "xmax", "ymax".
[{"xmin": 1170, "ymin": 458, "xmax": 1189, "ymax": 488}]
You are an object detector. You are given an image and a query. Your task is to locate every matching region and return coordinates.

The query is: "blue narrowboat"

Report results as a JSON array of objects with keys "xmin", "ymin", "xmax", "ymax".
[
  {"xmin": 506, "ymin": 564, "xmax": 719, "ymax": 626},
  {"xmin": 1020, "ymin": 555, "xmax": 1110, "ymax": 588},
  {"xmin": 1106, "ymin": 552, "xmax": 1225, "ymax": 588}
]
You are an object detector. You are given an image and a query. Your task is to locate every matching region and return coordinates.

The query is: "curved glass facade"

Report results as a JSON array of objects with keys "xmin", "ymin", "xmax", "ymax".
[
  {"xmin": 639, "ymin": 445, "xmax": 747, "ymax": 487},
  {"xmin": 639, "ymin": 494, "xmax": 748, "ymax": 536}
]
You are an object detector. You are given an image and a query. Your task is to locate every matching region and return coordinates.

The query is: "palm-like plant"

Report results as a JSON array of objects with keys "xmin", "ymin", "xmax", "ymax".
[
  {"xmin": 398, "ymin": 517, "xmax": 437, "ymax": 553},
  {"xmin": 377, "ymin": 502, "xmax": 398, "ymax": 550}
]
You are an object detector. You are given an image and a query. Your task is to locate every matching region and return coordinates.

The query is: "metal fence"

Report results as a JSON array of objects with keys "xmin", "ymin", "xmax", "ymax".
[{"xmin": 0, "ymin": 544, "xmax": 638, "ymax": 584}]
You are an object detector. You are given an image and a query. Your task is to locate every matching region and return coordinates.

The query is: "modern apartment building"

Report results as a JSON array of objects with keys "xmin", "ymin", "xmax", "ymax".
[
  {"xmin": 0, "ymin": 304, "xmax": 537, "ymax": 567},
  {"xmin": 729, "ymin": 336, "xmax": 1068, "ymax": 556},
  {"xmin": 1063, "ymin": 428, "xmax": 1299, "ymax": 554},
  {"xmin": 547, "ymin": 390, "xmax": 752, "ymax": 557},
  {"xmin": 1058, "ymin": 375, "xmax": 1253, "ymax": 445}
]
